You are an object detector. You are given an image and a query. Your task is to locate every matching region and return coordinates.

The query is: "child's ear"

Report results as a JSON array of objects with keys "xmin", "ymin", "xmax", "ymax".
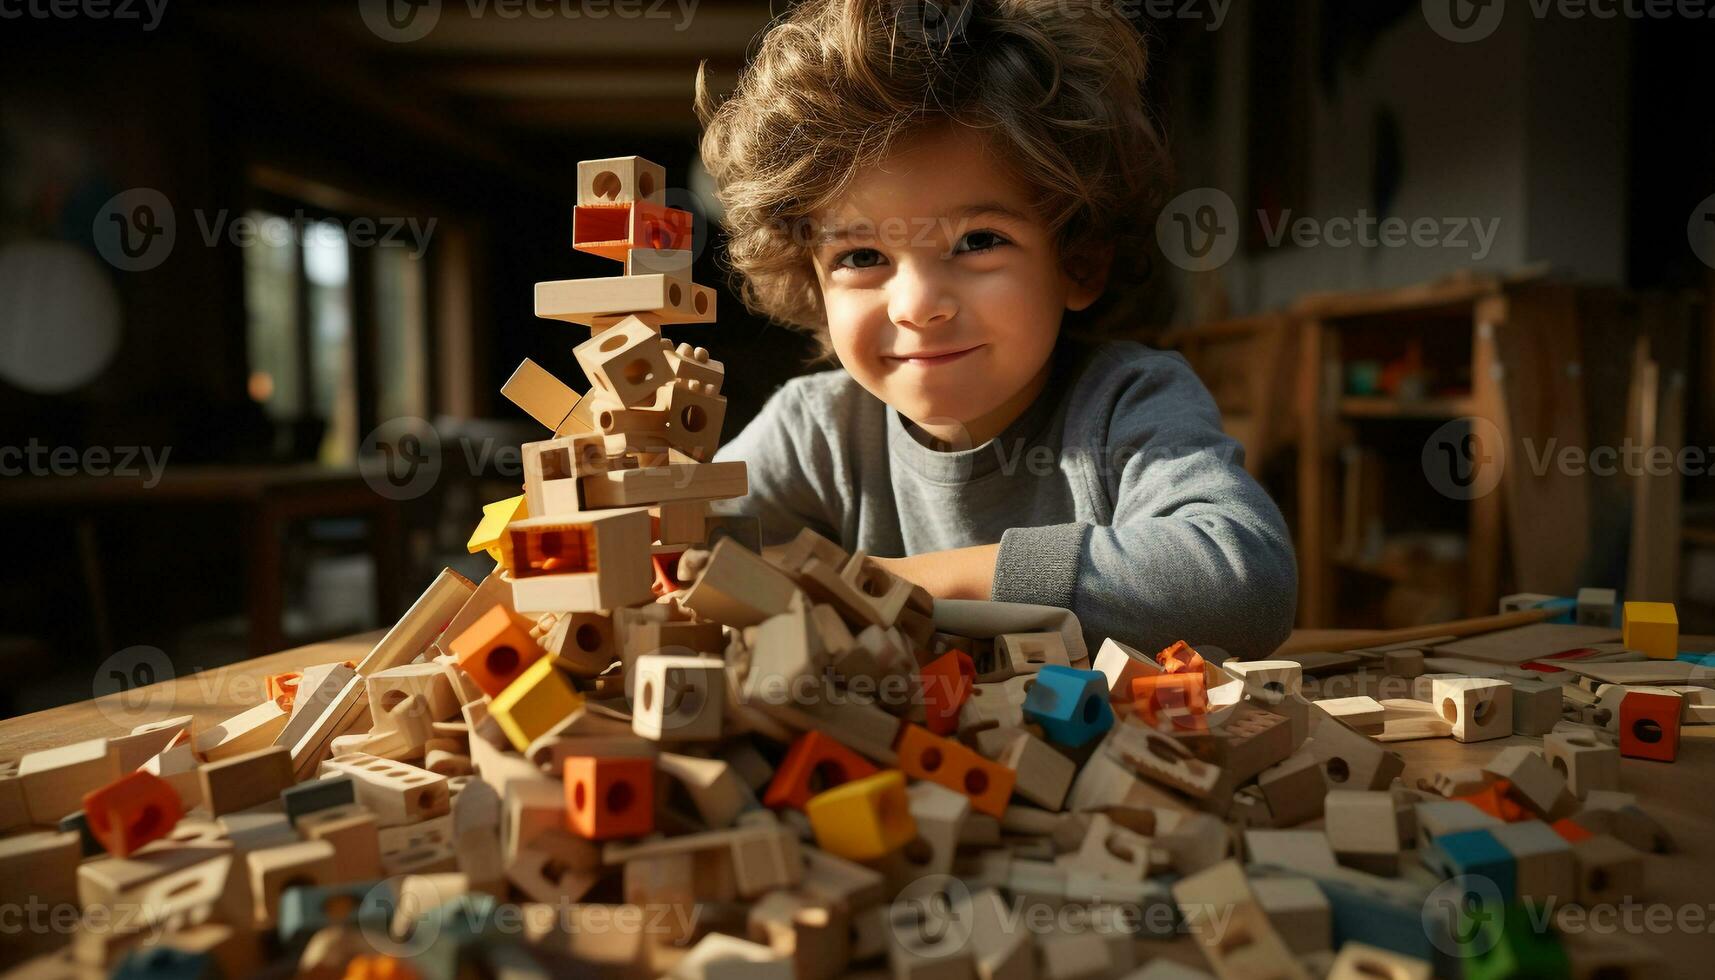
[{"xmin": 1063, "ymin": 241, "xmax": 1115, "ymax": 312}]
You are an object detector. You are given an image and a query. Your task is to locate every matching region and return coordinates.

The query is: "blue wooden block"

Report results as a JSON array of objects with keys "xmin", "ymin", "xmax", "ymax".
[
  {"xmin": 1022, "ymin": 665, "xmax": 1113, "ymax": 748},
  {"xmin": 1428, "ymin": 828, "xmax": 1517, "ymax": 904},
  {"xmin": 1539, "ymin": 597, "xmax": 1577, "ymax": 625},
  {"xmin": 111, "ymin": 947, "xmax": 218, "ymax": 980},
  {"xmin": 276, "ymin": 880, "xmax": 394, "ymax": 944}
]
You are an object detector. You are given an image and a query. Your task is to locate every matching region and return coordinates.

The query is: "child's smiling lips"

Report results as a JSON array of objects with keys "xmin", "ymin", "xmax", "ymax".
[{"xmin": 883, "ymin": 344, "xmax": 984, "ymax": 366}]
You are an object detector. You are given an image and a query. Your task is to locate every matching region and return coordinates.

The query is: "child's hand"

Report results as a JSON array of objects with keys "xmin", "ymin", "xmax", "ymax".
[{"xmin": 870, "ymin": 544, "xmax": 1000, "ymax": 602}]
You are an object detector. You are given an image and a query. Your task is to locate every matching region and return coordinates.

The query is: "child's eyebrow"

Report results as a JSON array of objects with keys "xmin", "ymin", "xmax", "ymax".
[{"xmin": 814, "ymin": 201, "xmax": 1034, "ymax": 245}]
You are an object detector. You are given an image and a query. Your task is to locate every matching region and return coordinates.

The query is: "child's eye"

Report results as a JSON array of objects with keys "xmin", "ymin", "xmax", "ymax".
[
  {"xmin": 953, "ymin": 230, "xmax": 1011, "ymax": 255},
  {"xmin": 833, "ymin": 248, "xmax": 886, "ymax": 270}
]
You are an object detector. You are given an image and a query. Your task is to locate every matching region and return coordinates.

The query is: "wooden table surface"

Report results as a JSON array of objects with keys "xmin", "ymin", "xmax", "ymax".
[{"xmin": 2, "ymin": 628, "xmax": 1710, "ymax": 976}]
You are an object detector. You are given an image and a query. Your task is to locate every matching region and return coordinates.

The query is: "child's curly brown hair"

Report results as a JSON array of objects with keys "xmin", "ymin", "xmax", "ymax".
[{"xmin": 695, "ymin": 0, "xmax": 1172, "ymax": 362}]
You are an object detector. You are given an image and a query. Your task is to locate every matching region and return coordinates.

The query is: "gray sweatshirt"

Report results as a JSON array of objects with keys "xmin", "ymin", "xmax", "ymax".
[{"xmin": 709, "ymin": 337, "xmax": 1298, "ymax": 660}]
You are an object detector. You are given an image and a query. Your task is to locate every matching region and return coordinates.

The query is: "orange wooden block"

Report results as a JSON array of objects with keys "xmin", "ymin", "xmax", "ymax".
[
  {"xmin": 1618, "ymin": 690, "xmax": 1681, "ymax": 762},
  {"xmin": 564, "ymin": 755, "xmax": 654, "ymax": 840},
  {"xmin": 895, "ymin": 724, "xmax": 1014, "ymax": 818},
  {"xmin": 1155, "ymin": 641, "xmax": 1205, "ymax": 675},
  {"xmin": 1130, "ymin": 673, "xmax": 1209, "ymax": 731},
  {"xmin": 344, "ymin": 955, "xmax": 421, "ymax": 980},
  {"xmin": 920, "ymin": 651, "xmax": 974, "ymax": 736},
  {"xmin": 450, "ymin": 605, "xmax": 544, "ymax": 698},
  {"xmin": 266, "ymin": 671, "xmax": 302, "ymax": 706},
  {"xmin": 651, "ymin": 549, "xmax": 688, "ymax": 597},
  {"xmin": 763, "ymin": 731, "xmax": 879, "ymax": 811},
  {"xmin": 573, "ymin": 202, "xmax": 692, "ymax": 261},
  {"xmin": 82, "ymin": 769, "xmax": 183, "ymax": 857},
  {"xmin": 1551, "ymin": 817, "xmax": 1594, "ymax": 843},
  {"xmin": 1456, "ymin": 779, "xmax": 1530, "ymax": 822}
]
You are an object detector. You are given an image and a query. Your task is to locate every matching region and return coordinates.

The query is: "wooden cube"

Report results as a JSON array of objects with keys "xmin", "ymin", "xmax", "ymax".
[
  {"xmin": 490, "ymin": 656, "xmax": 584, "ymax": 752},
  {"xmin": 1576, "ymin": 587, "xmax": 1616, "ymax": 627},
  {"xmin": 501, "ymin": 509, "xmax": 655, "ymax": 614},
  {"xmin": 563, "ymin": 756, "xmax": 654, "ymax": 840},
  {"xmin": 632, "ymin": 655, "xmax": 725, "ymax": 741},
  {"xmin": 1509, "ymin": 678, "xmax": 1563, "ymax": 736},
  {"xmin": 81, "ymin": 770, "xmax": 183, "ymax": 857},
  {"xmin": 1324, "ymin": 790, "xmax": 1400, "ymax": 876},
  {"xmin": 450, "ymin": 605, "xmax": 544, "ymax": 699},
  {"xmin": 296, "ymin": 804, "xmax": 382, "ymax": 881},
  {"xmin": 1618, "ymin": 688, "xmax": 1681, "ymax": 761},
  {"xmin": 1258, "ymin": 751, "xmax": 1327, "ymax": 827},
  {"xmin": 573, "ymin": 315, "xmax": 671, "ymax": 408},
  {"xmin": 247, "ymin": 840, "xmax": 337, "ymax": 928},
  {"xmin": 1572, "ymin": 834, "xmax": 1642, "ymax": 905},
  {"xmin": 577, "ymin": 156, "xmax": 666, "ymax": 206},
  {"xmin": 1482, "ymin": 746, "xmax": 1575, "ymax": 820},
  {"xmin": 1431, "ymin": 677, "xmax": 1513, "ymax": 742},
  {"xmin": 1543, "ymin": 731, "xmax": 1618, "ymax": 798},
  {"xmin": 805, "ymin": 770, "xmax": 915, "ymax": 862},
  {"xmin": 661, "ymin": 379, "xmax": 728, "ymax": 462},
  {"xmin": 1621, "ymin": 601, "xmax": 1678, "ymax": 659}
]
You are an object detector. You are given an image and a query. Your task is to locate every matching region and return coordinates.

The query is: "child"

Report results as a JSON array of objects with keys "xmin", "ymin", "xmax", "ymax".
[{"xmin": 695, "ymin": 0, "xmax": 1296, "ymax": 660}]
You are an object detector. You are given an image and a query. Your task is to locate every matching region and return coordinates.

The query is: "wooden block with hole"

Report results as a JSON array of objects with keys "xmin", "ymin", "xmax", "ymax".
[
  {"xmin": 1326, "ymin": 942, "xmax": 1430, "ymax": 980},
  {"xmin": 895, "ymin": 724, "xmax": 1015, "ymax": 818},
  {"xmin": 500, "ymin": 508, "xmax": 654, "ymax": 614},
  {"xmin": 578, "ymin": 156, "xmax": 666, "ymax": 206},
  {"xmin": 1482, "ymin": 746, "xmax": 1576, "ymax": 819},
  {"xmin": 1306, "ymin": 716, "xmax": 1403, "ymax": 790},
  {"xmin": 663, "ymin": 341, "xmax": 724, "ymax": 393},
  {"xmin": 295, "ymin": 803, "xmax": 382, "ymax": 880},
  {"xmin": 563, "ymin": 755, "xmax": 654, "ymax": 840},
  {"xmin": 1542, "ymin": 731, "xmax": 1618, "ymax": 798},
  {"xmin": 1171, "ymin": 860, "xmax": 1311, "ymax": 980},
  {"xmin": 573, "ymin": 200, "xmax": 691, "ymax": 261},
  {"xmin": 366, "ymin": 663, "xmax": 458, "ymax": 730},
  {"xmin": 982, "ymin": 631, "xmax": 1070, "ymax": 682},
  {"xmin": 246, "ymin": 840, "xmax": 336, "ymax": 928},
  {"xmin": 522, "ymin": 433, "xmax": 610, "ymax": 515},
  {"xmin": 537, "ymin": 274, "xmax": 715, "ymax": 326},
  {"xmin": 1618, "ymin": 687, "xmax": 1682, "ymax": 761},
  {"xmin": 632, "ymin": 654, "xmax": 725, "ymax": 742},
  {"xmin": 571, "ymin": 314, "xmax": 669, "ymax": 407},
  {"xmin": 319, "ymin": 753, "xmax": 450, "ymax": 828},
  {"xmin": 998, "ymin": 730, "xmax": 1074, "ymax": 810},
  {"xmin": 543, "ymin": 610, "xmax": 617, "ymax": 677},
  {"xmin": 1430, "ymin": 676, "xmax": 1513, "ymax": 742},
  {"xmin": 660, "ymin": 378, "xmax": 727, "ymax": 462}
]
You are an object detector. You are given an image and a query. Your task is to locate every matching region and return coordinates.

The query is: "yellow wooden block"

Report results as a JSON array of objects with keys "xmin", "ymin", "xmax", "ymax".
[
  {"xmin": 467, "ymin": 495, "xmax": 529, "ymax": 561},
  {"xmin": 1622, "ymin": 602, "xmax": 1678, "ymax": 660},
  {"xmin": 804, "ymin": 770, "xmax": 915, "ymax": 862},
  {"xmin": 490, "ymin": 656, "xmax": 584, "ymax": 752}
]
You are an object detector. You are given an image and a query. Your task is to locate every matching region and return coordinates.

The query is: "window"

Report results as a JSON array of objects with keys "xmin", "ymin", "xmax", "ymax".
[{"xmin": 242, "ymin": 196, "xmax": 432, "ymax": 465}]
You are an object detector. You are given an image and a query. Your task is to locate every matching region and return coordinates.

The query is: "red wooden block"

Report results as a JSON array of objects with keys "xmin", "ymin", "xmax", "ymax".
[
  {"xmin": 895, "ymin": 724, "xmax": 1014, "ymax": 818},
  {"xmin": 1618, "ymin": 690, "xmax": 1681, "ymax": 762},
  {"xmin": 564, "ymin": 755, "xmax": 654, "ymax": 840},
  {"xmin": 450, "ymin": 605, "xmax": 544, "ymax": 698},
  {"xmin": 651, "ymin": 550, "xmax": 687, "ymax": 597},
  {"xmin": 1155, "ymin": 641, "xmax": 1206, "ymax": 676},
  {"xmin": 920, "ymin": 651, "xmax": 974, "ymax": 735},
  {"xmin": 573, "ymin": 202, "xmax": 693, "ymax": 261},
  {"xmin": 82, "ymin": 770, "xmax": 183, "ymax": 857},
  {"xmin": 1130, "ymin": 672, "xmax": 1208, "ymax": 732},
  {"xmin": 1551, "ymin": 817, "xmax": 1594, "ymax": 843},
  {"xmin": 763, "ymin": 731, "xmax": 880, "ymax": 811}
]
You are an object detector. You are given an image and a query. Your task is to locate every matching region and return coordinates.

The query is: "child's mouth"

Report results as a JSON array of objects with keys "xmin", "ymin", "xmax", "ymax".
[{"xmin": 884, "ymin": 345, "xmax": 982, "ymax": 367}]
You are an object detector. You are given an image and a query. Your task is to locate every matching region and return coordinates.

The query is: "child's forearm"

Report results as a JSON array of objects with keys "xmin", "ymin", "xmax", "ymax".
[{"xmin": 872, "ymin": 544, "xmax": 1000, "ymax": 601}]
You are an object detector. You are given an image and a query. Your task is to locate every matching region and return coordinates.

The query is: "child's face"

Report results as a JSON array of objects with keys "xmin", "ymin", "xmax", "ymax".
[{"xmin": 809, "ymin": 124, "xmax": 1106, "ymax": 446}]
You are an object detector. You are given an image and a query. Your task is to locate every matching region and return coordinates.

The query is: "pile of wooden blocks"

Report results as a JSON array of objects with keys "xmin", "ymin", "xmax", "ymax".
[{"xmin": 0, "ymin": 158, "xmax": 1691, "ymax": 979}]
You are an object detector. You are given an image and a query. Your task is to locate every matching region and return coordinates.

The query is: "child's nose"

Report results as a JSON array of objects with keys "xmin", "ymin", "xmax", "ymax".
[{"xmin": 887, "ymin": 264, "xmax": 958, "ymax": 330}]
